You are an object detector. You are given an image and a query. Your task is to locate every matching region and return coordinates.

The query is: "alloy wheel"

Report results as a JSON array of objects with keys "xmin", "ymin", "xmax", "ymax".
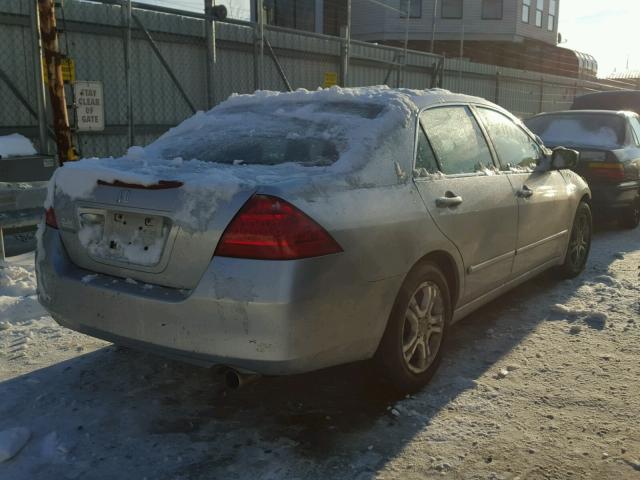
[
  {"xmin": 401, "ymin": 281, "xmax": 445, "ymax": 374},
  {"xmin": 569, "ymin": 211, "xmax": 590, "ymax": 269}
]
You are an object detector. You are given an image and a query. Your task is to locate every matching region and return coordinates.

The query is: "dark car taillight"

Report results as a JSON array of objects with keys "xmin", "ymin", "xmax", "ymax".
[
  {"xmin": 586, "ymin": 162, "xmax": 625, "ymax": 182},
  {"xmin": 215, "ymin": 195, "xmax": 342, "ymax": 260},
  {"xmin": 45, "ymin": 207, "xmax": 58, "ymax": 229}
]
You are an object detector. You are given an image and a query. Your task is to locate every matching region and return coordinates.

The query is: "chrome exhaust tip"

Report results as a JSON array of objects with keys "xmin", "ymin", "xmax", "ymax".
[{"xmin": 224, "ymin": 368, "xmax": 260, "ymax": 389}]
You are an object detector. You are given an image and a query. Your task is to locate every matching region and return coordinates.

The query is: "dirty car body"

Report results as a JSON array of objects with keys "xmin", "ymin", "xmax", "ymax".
[{"xmin": 37, "ymin": 87, "xmax": 591, "ymax": 377}]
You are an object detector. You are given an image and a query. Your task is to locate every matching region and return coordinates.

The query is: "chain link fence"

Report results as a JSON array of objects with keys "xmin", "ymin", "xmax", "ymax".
[{"xmin": 0, "ymin": 0, "xmax": 636, "ymax": 160}]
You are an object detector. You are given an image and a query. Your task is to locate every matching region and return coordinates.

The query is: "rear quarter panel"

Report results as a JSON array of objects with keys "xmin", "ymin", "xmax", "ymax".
[{"xmin": 258, "ymin": 180, "xmax": 465, "ymax": 350}]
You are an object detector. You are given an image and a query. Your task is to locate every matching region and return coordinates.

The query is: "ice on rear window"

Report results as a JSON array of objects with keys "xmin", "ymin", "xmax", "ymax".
[
  {"xmin": 148, "ymin": 97, "xmax": 389, "ymax": 168},
  {"xmin": 526, "ymin": 114, "xmax": 625, "ymax": 149}
]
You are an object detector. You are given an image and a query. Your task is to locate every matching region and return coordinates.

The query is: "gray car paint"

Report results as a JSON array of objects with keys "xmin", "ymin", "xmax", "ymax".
[{"xmin": 37, "ymin": 90, "xmax": 591, "ymax": 375}]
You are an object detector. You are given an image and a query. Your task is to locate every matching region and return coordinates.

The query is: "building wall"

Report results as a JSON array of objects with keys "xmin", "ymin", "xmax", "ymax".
[
  {"xmin": 352, "ymin": 0, "xmax": 558, "ymax": 45},
  {"xmin": 516, "ymin": 0, "xmax": 559, "ymax": 44}
]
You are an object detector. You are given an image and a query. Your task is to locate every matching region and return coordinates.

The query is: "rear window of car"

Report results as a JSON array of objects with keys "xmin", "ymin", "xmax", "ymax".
[
  {"xmin": 525, "ymin": 114, "xmax": 626, "ymax": 149},
  {"xmin": 153, "ymin": 101, "xmax": 386, "ymax": 167}
]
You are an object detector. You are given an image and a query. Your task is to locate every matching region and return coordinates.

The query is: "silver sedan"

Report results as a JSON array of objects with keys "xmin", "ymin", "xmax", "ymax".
[{"xmin": 37, "ymin": 88, "xmax": 591, "ymax": 391}]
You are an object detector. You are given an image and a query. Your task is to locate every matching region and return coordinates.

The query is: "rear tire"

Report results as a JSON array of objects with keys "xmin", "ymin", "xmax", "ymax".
[
  {"xmin": 619, "ymin": 197, "xmax": 640, "ymax": 230},
  {"xmin": 375, "ymin": 263, "xmax": 451, "ymax": 392},
  {"xmin": 557, "ymin": 201, "xmax": 592, "ymax": 279}
]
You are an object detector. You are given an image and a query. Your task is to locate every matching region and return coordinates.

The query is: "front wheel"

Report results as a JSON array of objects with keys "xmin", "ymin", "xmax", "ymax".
[
  {"xmin": 375, "ymin": 263, "xmax": 451, "ymax": 392},
  {"xmin": 557, "ymin": 201, "xmax": 592, "ymax": 279}
]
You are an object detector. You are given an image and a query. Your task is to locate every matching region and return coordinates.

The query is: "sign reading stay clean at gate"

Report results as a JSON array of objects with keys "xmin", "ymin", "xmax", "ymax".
[{"xmin": 74, "ymin": 81, "xmax": 104, "ymax": 131}]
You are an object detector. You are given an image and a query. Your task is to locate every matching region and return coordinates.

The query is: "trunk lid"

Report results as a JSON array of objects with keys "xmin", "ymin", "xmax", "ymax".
[{"xmin": 54, "ymin": 178, "xmax": 255, "ymax": 290}]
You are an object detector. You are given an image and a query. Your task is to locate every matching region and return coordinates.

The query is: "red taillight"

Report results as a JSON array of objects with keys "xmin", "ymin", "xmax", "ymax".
[
  {"xmin": 587, "ymin": 162, "xmax": 625, "ymax": 182},
  {"xmin": 215, "ymin": 195, "xmax": 342, "ymax": 260},
  {"xmin": 45, "ymin": 207, "xmax": 58, "ymax": 229}
]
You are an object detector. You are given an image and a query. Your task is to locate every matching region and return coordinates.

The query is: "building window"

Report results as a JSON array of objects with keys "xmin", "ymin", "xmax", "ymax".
[
  {"xmin": 482, "ymin": 0, "xmax": 503, "ymax": 19},
  {"xmin": 399, "ymin": 0, "xmax": 422, "ymax": 18},
  {"xmin": 548, "ymin": 0, "xmax": 556, "ymax": 30},
  {"xmin": 271, "ymin": 0, "xmax": 315, "ymax": 32},
  {"xmin": 535, "ymin": 0, "xmax": 543, "ymax": 27},
  {"xmin": 522, "ymin": 0, "xmax": 530, "ymax": 23},
  {"xmin": 441, "ymin": 0, "xmax": 463, "ymax": 19}
]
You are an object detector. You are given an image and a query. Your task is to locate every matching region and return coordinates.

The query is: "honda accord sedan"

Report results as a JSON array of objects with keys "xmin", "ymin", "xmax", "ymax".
[
  {"xmin": 37, "ymin": 87, "xmax": 591, "ymax": 391},
  {"xmin": 526, "ymin": 110, "xmax": 640, "ymax": 229}
]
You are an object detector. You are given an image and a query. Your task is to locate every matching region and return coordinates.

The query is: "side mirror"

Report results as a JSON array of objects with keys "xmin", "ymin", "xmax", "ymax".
[{"xmin": 551, "ymin": 147, "xmax": 579, "ymax": 170}]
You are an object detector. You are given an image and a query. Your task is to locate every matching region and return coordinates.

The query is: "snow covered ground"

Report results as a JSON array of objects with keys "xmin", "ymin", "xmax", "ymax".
[{"xmin": 0, "ymin": 224, "xmax": 638, "ymax": 479}]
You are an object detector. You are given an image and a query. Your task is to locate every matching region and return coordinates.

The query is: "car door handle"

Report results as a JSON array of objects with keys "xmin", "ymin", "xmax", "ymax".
[
  {"xmin": 517, "ymin": 186, "xmax": 534, "ymax": 198},
  {"xmin": 436, "ymin": 192, "xmax": 463, "ymax": 207}
]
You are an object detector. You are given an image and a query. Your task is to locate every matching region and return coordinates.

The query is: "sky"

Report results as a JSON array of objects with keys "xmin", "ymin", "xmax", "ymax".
[
  {"xmin": 137, "ymin": 0, "xmax": 637, "ymax": 78},
  {"xmin": 559, "ymin": 0, "xmax": 640, "ymax": 77}
]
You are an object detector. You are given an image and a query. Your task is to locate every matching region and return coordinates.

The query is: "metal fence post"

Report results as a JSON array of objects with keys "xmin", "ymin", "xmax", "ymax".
[
  {"xmin": 340, "ymin": 0, "xmax": 351, "ymax": 87},
  {"xmin": 253, "ymin": 0, "xmax": 264, "ymax": 91},
  {"xmin": 539, "ymin": 76, "xmax": 544, "ymax": 113},
  {"xmin": 30, "ymin": 0, "xmax": 48, "ymax": 155},
  {"xmin": 122, "ymin": 0, "xmax": 133, "ymax": 147},
  {"xmin": 494, "ymin": 71, "xmax": 500, "ymax": 104},
  {"xmin": 204, "ymin": 0, "xmax": 216, "ymax": 109}
]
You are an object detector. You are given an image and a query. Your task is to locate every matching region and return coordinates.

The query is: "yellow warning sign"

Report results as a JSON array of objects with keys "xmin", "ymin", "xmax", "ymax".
[
  {"xmin": 322, "ymin": 71, "xmax": 338, "ymax": 88},
  {"xmin": 42, "ymin": 57, "xmax": 76, "ymax": 84}
]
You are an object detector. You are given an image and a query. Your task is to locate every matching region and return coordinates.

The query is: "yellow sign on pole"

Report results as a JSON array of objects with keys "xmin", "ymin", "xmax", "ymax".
[
  {"xmin": 42, "ymin": 57, "xmax": 76, "ymax": 84},
  {"xmin": 322, "ymin": 71, "xmax": 338, "ymax": 88}
]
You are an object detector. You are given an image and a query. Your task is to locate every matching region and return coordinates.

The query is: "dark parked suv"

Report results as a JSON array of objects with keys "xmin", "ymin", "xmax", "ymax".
[
  {"xmin": 571, "ymin": 90, "xmax": 640, "ymax": 115},
  {"xmin": 526, "ymin": 110, "xmax": 640, "ymax": 229}
]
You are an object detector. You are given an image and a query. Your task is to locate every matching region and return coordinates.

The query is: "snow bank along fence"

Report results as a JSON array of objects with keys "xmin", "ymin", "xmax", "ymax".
[{"xmin": 0, "ymin": 0, "xmax": 635, "ymax": 161}]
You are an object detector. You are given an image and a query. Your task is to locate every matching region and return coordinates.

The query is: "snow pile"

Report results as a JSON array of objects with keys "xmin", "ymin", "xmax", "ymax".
[
  {"xmin": 0, "ymin": 254, "xmax": 46, "ymax": 327},
  {"xmin": 46, "ymin": 86, "xmax": 441, "ymax": 231},
  {"xmin": 0, "ymin": 262, "xmax": 37, "ymax": 297},
  {"xmin": 0, "ymin": 134, "xmax": 37, "ymax": 159}
]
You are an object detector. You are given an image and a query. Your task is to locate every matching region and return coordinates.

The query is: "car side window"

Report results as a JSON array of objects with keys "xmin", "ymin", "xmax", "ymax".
[
  {"xmin": 628, "ymin": 116, "xmax": 640, "ymax": 146},
  {"xmin": 420, "ymin": 106, "xmax": 494, "ymax": 175},
  {"xmin": 415, "ymin": 125, "xmax": 440, "ymax": 174},
  {"xmin": 477, "ymin": 107, "xmax": 543, "ymax": 171}
]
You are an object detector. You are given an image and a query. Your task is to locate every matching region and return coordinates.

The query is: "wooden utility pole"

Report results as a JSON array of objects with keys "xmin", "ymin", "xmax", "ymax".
[{"xmin": 37, "ymin": 0, "xmax": 77, "ymax": 164}]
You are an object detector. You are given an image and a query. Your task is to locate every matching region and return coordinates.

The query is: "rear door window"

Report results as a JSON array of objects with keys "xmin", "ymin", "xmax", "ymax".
[
  {"xmin": 420, "ymin": 106, "xmax": 494, "ymax": 175},
  {"xmin": 415, "ymin": 126, "xmax": 440, "ymax": 174},
  {"xmin": 477, "ymin": 107, "xmax": 543, "ymax": 170}
]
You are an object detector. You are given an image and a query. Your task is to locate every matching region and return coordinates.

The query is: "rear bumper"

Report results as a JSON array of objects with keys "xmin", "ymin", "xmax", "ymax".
[
  {"xmin": 589, "ymin": 181, "xmax": 639, "ymax": 212},
  {"xmin": 37, "ymin": 227, "xmax": 401, "ymax": 375}
]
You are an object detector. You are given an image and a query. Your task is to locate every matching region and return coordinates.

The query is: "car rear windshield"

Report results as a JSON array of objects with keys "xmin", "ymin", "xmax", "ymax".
[
  {"xmin": 153, "ymin": 101, "xmax": 386, "ymax": 167},
  {"xmin": 525, "ymin": 114, "xmax": 626, "ymax": 149}
]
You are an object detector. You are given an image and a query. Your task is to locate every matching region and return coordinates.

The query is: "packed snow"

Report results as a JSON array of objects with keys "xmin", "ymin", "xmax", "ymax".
[{"xmin": 0, "ymin": 134, "xmax": 37, "ymax": 159}]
